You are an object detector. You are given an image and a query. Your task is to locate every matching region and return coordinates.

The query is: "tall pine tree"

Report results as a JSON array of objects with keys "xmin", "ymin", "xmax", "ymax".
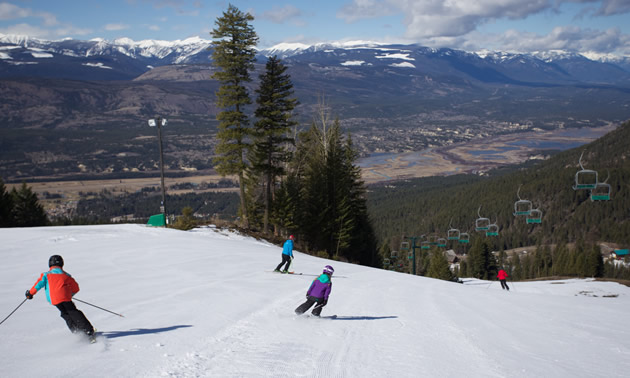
[
  {"xmin": 210, "ymin": 4, "xmax": 259, "ymax": 229},
  {"xmin": 252, "ymin": 56, "xmax": 298, "ymax": 234},
  {"xmin": 289, "ymin": 108, "xmax": 377, "ymax": 265}
]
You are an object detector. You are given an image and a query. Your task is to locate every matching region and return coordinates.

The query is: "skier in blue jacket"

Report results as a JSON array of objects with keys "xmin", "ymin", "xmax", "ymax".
[
  {"xmin": 274, "ymin": 235, "xmax": 294, "ymax": 273},
  {"xmin": 295, "ymin": 265, "xmax": 334, "ymax": 316}
]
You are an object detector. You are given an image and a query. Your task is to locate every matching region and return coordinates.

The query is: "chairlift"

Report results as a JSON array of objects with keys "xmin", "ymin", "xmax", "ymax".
[
  {"xmin": 447, "ymin": 218, "xmax": 460, "ymax": 240},
  {"xmin": 486, "ymin": 223, "xmax": 499, "ymax": 237},
  {"xmin": 458, "ymin": 232, "xmax": 470, "ymax": 244},
  {"xmin": 437, "ymin": 238, "xmax": 447, "ymax": 247},
  {"xmin": 391, "ymin": 250, "xmax": 399, "ymax": 259},
  {"xmin": 526, "ymin": 209, "xmax": 542, "ymax": 224},
  {"xmin": 573, "ymin": 151, "xmax": 598, "ymax": 190},
  {"xmin": 421, "ymin": 241, "xmax": 431, "ymax": 250},
  {"xmin": 400, "ymin": 241, "xmax": 410, "ymax": 251},
  {"xmin": 513, "ymin": 184, "xmax": 532, "ymax": 216},
  {"xmin": 590, "ymin": 170, "xmax": 611, "ymax": 201},
  {"xmin": 383, "ymin": 258, "xmax": 391, "ymax": 266},
  {"xmin": 428, "ymin": 235, "xmax": 438, "ymax": 245},
  {"xmin": 475, "ymin": 206, "xmax": 490, "ymax": 231}
]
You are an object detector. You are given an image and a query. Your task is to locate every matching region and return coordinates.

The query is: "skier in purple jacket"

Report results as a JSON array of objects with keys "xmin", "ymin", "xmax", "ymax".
[{"xmin": 295, "ymin": 265, "xmax": 334, "ymax": 317}]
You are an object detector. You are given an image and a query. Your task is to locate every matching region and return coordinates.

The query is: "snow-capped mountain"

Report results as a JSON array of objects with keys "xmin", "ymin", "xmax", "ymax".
[{"xmin": 1, "ymin": 33, "xmax": 629, "ymax": 85}]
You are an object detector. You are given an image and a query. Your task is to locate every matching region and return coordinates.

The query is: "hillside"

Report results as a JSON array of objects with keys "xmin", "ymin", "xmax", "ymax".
[
  {"xmin": 368, "ymin": 120, "xmax": 630, "ymax": 248},
  {"xmin": 1, "ymin": 224, "xmax": 629, "ymax": 377}
]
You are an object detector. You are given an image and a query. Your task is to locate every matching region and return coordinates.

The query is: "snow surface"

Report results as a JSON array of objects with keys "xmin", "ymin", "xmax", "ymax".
[{"xmin": 1, "ymin": 224, "xmax": 629, "ymax": 378}]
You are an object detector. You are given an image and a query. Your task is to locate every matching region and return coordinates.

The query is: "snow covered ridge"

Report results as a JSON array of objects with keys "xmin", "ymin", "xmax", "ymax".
[
  {"xmin": 0, "ymin": 33, "xmax": 212, "ymax": 63},
  {"xmin": 3, "ymin": 33, "xmax": 623, "ymax": 64}
]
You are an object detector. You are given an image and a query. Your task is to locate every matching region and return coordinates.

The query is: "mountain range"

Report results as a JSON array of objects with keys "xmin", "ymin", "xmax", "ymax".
[
  {"xmin": 2, "ymin": 34, "xmax": 630, "ymax": 84},
  {"xmin": 1, "ymin": 34, "xmax": 630, "ymax": 180}
]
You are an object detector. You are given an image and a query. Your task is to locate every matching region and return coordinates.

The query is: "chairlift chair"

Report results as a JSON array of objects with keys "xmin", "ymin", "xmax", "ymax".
[
  {"xmin": 458, "ymin": 232, "xmax": 470, "ymax": 244},
  {"xmin": 513, "ymin": 185, "xmax": 532, "ymax": 216},
  {"xmin": 428, "ymin": 235, "xmax": 438, "ymax": 245},
  {"xmin": 526, "ymin": 209, "xmax": 542, "ymax": 224},
  {"xmin": 486, "ymin": 223, "xmax": 499, "ymax": 237},
  {"xmin": 447, "ymin": 228, "xmax": 461, "ymax": 240},
  {"xmin": 447, "ymin": 218, "xmax": 460, "ymax": 240},
  {"xmin": 590, "ymin": 170, "xmax": 611, "ymax": 201},
  {"xmin": 437, "ymin": 238, "xmax": 447, "ymax": 247},
  {"xmin": 391, "ymin": 251, "xmax": 399, "ymax": 259},
  {"xmin": 475, "ymin": 206, "xmax": 490, "ymax": 231},
  {"xmin": 421, "ymin": 241, "xmax": 431, "ymax": 250},
  {"xmin": 573, "ymin": 151, "xmax": 598, "ymax": 190},
  {"xmin": 383, "ymin": 258, "xmax": 391, "ymax": 266},
  {"xmin": 400, "ymin": 241, "xmax": 410, "ymax": 251}
]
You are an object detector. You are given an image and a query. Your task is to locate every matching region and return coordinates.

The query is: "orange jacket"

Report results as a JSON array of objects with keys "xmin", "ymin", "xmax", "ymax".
[{"xmin": 29, "ymin": 267, "xmax": 80, "ymax": 305}]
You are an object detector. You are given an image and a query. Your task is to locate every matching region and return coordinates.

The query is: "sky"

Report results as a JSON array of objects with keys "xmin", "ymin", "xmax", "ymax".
[
  {"xmin": 0, "ymin": 1, "xmax": 629, "ymax": 56},
  {"xmin": 1, "ymin": 223, "xmax": 630, "ymax": 377}
]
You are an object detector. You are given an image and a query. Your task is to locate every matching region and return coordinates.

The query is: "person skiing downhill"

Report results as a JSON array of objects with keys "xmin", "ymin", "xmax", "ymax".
[
  {"xmin": 295, "ymin": 265, "xmax": 334, "ymax": 317},
  {"xmin": 497, "ymin": 268, "xmax": 510, "ymax": 291},
  {"xmin": 25, "ymin": 255, "xmax": 95, "ymax": 342},
  {"xmin": 274, "ymin": 235, "xmax": 294, "ymax": 273}
]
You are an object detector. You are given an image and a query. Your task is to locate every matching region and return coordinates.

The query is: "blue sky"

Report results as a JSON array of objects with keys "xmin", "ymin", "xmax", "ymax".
[{"xmin": 1, "ymin": 0, "xmax": 629, "ymax": 56}]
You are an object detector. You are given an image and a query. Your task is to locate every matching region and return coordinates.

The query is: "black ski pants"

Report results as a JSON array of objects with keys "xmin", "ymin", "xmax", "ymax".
[
  {"xmin": 275, "ymin": 254, "xmax": 292, "ymax": 272},
  {"xmin": 55, "ymin": 301, "xmax": 94, "ymax": 335},
  {"xmin": 295, "ymin": 296, "xmax": 326, "ymax": 316},
  {"xmin": 500, "ymin": 279, "xmax": 510, "ymax": 291}
]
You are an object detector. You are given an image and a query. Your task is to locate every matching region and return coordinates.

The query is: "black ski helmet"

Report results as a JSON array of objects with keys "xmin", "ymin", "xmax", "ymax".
[{"xmin": 49, "ymin": 255, "xmax": 64, "ymax": 268}]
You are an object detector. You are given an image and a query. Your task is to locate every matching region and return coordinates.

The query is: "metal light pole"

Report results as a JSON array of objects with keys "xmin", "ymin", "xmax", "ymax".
[{"xmin": 148, "ymin": 116, "xmax": 168, "ymax": 226}]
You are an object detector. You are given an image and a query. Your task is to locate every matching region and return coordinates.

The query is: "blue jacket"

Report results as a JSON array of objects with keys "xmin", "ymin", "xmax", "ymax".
[
  {"xmin": 282, "ymin": 239, "xmax": 294, "ymax": 257},
  {"xmin": 307, "ymin": 274, "xmax": 332, "ymax": 300}
]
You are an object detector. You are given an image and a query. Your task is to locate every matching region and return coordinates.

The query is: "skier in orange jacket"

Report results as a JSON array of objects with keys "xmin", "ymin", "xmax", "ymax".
[{"xmin": 26, "ymin": 255, "xmax": 95, "ymax": 341}]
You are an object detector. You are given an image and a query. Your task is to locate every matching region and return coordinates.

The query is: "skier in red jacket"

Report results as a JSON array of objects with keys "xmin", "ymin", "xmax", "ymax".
[
  {"xmin": 497, "ymin": 268, "xmax": 510, "ymax": 291},
  {"xmin": 25, "ymin": 255, "xmax": 95, "ymax": 342}
]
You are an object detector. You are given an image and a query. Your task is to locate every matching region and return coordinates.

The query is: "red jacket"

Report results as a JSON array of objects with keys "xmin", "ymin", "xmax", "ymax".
[
  {"xmin": 29, "ymin": 267, "xmax": 80, "ymax": 305},
  {"xmin": 497, "ymin": 269, "xmax": 508, "ymax": 280}
]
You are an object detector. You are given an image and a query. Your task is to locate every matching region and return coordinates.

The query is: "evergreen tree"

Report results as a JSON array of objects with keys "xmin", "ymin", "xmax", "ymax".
[
  {"xmin": 11, "ymin": 183, "xmax": 48, "ymax": 227},
  {"xmin": 0, "ymin": 178, "xmax": 14, "ymax": 227},
  {"xmin": 252, "ymin": 56, "xmax": 298, "ymax": 234},
  {"xmin": 467, "ymin": 238, "xmax": 497, "ymax": 279},
  {"xmin": 210, "ymin": 4, "xmax": 259, "ymax": 229},
  {"xmin": 289, "ymin": 107, "xmax": 377, "ymax": 265},
  {"xmin": 427, "ymin": 250, "xmax": 453, "ymax": 281}
]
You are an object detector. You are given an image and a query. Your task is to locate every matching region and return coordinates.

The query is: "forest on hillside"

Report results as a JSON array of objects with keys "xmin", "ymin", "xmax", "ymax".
[{"xmin": 368, "ymin": 120, "xmax": 630, "ymax": 252}]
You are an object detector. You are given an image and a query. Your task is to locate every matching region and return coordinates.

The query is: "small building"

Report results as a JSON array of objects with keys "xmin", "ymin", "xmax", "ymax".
[{"xmin": 611, "ymin": 249, "xmax": 629, "ymax": 260}]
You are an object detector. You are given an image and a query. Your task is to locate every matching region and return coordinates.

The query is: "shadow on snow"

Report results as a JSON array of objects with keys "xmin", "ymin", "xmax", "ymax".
[
  {"xmin": 100, "ymin": 325, "xmax": 193, "ymax": 339},
  {"xmin": 327, "ymin": 315, "xmax": 398, "ymax": 320}
]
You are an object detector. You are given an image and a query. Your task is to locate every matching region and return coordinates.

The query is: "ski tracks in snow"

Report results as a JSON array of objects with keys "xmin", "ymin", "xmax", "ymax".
[{"xmin": 145, "ymin": 294, "xmax": 354, "ymax": 377}]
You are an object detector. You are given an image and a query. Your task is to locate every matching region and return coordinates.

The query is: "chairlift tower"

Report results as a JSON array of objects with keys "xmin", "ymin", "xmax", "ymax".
[{"xmin": 402, "ymin": 235, "xmax": 425, "ymax": 275}]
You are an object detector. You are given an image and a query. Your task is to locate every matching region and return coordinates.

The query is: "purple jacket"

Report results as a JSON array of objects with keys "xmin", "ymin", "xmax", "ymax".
[{"xmin": 307, "ymin": 274, "xmax": 332, "ymax": 300}]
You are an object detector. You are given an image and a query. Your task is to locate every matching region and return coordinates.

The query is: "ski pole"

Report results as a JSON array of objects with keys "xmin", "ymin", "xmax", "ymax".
[
  {"xmin": 0, "ymin": 299, "xmax": 28, "ymax": 326},
  {"xmin": 485, "ymin": 281, "xmax": 494, "ymax": 290},
  {"xmin": 74, "ymin": 298, "xmax": 124, "ymax": 318}
]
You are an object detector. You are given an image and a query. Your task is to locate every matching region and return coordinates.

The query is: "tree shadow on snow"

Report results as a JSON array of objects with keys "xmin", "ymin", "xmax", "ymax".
[
  {"xmin": 328, "ymin": 316, "xmax": 398, "ymax": 320},
  {"xmin": 100, "ymin": 325, "xmax": 193, "ymax": 339}
]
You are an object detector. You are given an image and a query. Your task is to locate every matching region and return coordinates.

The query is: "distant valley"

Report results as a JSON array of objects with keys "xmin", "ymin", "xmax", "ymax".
[{"xmin": 1, "ymin": 34, "xmax": 629, "ymax": 182}]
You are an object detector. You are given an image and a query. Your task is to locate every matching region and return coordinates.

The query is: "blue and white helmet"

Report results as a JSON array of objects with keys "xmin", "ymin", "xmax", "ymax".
[{"xmin": 323, "ymin": 265, "xmax": 334, "ymax": 275}]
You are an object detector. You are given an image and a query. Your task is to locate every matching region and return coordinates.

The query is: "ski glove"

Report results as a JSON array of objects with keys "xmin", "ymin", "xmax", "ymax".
[
  {"xmin": 321, "ymin": 299, "xmax": 327, "ymax": 306},
  {"xmin": 25, "ymin": 290, "xmax": 33, "ymax": 300}
]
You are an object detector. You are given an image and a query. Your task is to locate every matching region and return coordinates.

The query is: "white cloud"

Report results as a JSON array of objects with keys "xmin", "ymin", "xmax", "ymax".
[
  {"xmin": 259, "ymin": 5, "xmax": 304, "ymax": 25},
  {"xmin": 594, "ymin": 0, "xmax": 630, "ymax": 16},
  {"xmin": 0, "ymin": 2, "xmax": 58, "ymax": 26},
  {"xmin": 105, "ymin": 23, "xmax": 130, "ymax": 31}
]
